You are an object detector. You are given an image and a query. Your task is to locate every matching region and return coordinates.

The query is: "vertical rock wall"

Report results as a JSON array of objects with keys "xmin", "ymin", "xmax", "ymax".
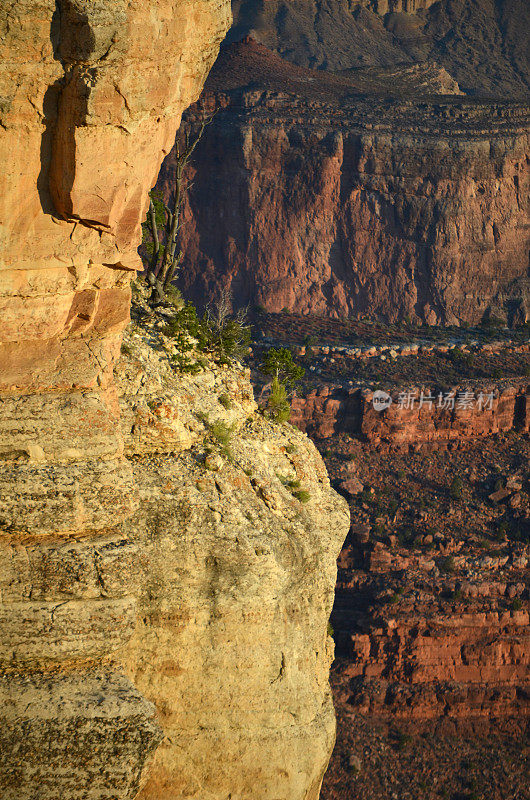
[
  {"xmin": 0, "ymin": 4, "xmax": 349, "ymax": 799},
  {"xmin": 0, "ymin": 1, "xmax": 230, "ymax": 796}
]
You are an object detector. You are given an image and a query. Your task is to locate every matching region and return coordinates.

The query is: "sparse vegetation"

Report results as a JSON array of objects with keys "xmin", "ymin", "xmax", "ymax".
[
  {"xmin": 218, "ymin": 393, "xmax": 233, "ymax": 409},
  {"xmin": 278, "ymin": 474, "xmax": 311, "ymax": 503},
  {"xmin": 440, "ymin": 556, "xmax": 456, "ymax": 574},
  {"xmin": 211, "ymin": 421, "xmax": 234, "ymax": 453},
  {"xmin": 449, "ymin": 476, "xmax": 464, "ymax": 500},
  {"xmin": 164, "ymin": 293, "xmax": 250, "ymax": 371},
  {"xmin": 141, "ymin": 114, "xmax": 214, "ymax": 302},
  {"xmin": 264, "ymin": 377, "xmax": 291, "ymax": 423},
  {"xmin": 200, "ymin": 415, "xmax": 236, "ymax": 462},
  {"xmin": 293, "ymin": 488, "xmax": 311, "ymax": 503}
]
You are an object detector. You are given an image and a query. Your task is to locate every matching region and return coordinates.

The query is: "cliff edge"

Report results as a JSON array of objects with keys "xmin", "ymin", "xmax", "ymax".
[{"xmin": 0, "ymin": 2, "xmax": 348, "ymax": 798}]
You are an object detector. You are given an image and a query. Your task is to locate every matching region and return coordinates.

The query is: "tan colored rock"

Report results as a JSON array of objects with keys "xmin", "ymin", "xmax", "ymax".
[
  {"xmin": 1, "ymin": 3, "xmax": 349, "ymax": 798},
  {"xmin": 0, "ymin": 1, "xmax": 233, "ymax": 797},
  {"xmin": 116, "ymin": 301, "xmax": 349, "ymax": 800},
  {"xmin": 2, "ymin": 28, "xmax": 348, "ymax": 789}
]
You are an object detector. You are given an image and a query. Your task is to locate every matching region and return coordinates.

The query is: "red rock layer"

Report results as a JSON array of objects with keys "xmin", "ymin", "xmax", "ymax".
[
  {"xmin": 289, "ymin": 382, "xmax": 530, "ymax": 445},
  {"xmin": 157, "ymin": 40, "xmax": 530, "ymax": 326}
]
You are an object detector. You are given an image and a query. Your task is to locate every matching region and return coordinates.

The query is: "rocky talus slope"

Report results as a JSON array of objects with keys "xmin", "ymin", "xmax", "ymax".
[
  {"xmin": 160, "ymin": 39, "xmax": 530, "ymax": 325},
  {"xmin": 244, "ymin": 319, "xmax": 528, "ymax": 797},
  {"xmin": 0, "ymin": 3, "xmax": 349, "ymax": 798},
  {"xmin": 229, "ymin": 0, "xmax": 530, "ymax": 97}
]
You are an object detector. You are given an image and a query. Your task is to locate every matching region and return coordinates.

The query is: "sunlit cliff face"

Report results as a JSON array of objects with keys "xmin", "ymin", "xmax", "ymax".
[{"xmin": 0, "ymin": 4, "xmax": 350, "ymax": 800}]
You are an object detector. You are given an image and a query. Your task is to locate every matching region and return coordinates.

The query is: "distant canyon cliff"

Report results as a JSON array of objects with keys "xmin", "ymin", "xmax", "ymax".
[
  {"xmin": 158, "ymin": 38, "xmax": 529, "ymax": 325},
  {"xmin": 229, "ymin": 0, "xmax": 530, "ymax": 97}
]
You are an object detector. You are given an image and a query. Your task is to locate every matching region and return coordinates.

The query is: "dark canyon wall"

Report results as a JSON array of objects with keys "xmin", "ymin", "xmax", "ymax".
[
  {"xmin": 157, "ymin": 40, "xmax": 529, "ymax": 326},
  {"xmin": 229, "ymin": 0, "xmax": 530, "ymax": 98}
]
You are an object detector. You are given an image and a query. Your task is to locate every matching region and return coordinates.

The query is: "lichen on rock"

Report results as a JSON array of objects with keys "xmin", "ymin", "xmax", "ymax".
[{"xmin": 116, "ymin": 287, "xmax": 349, "ymax": 799}]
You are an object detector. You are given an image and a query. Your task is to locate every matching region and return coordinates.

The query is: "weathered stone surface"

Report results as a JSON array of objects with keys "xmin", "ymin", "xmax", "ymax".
[
  {"xmin": 0, "ymin": 1, "xmax": 234, "ymax": 797},
  {"xmin": 290, "ymin": 382, "xmax": 530, "ymax": 446},
  {"xmin": 341, "ymin": 609, "xmax": 530, "ymax": 720},
  {"xmin": 228, "ymin": 0, "xmax": 530, "ymax": 97},
  {"xmin": 2, "ymin": 28, "xmax": 350, "ymax": 790},
  {"xmin": 116, "ymin": 301, "xmax": 349, "ymax": 800},
  {"xmin": 0, "ymin": 672, "xmax": 162, "ymax": 800}
]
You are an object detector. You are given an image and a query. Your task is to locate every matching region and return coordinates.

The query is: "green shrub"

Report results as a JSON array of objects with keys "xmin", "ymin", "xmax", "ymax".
[
  {"xmin": 261, "ymin": 347, "xmax": 305, "ymax": 388},
  {"xmin": 200, "ymin": 418, "xmax": 236, "ymax": 461},
  {"xmin": 165, "ymin": 299, "xmax": 250, "ymax": 369},
  {"xmin": 395, "ymin": 731, "xmax": 412, "ymax": 751},
  {"xmin": 265, "ymin": 377, "xmax": 291, "ymax": 423},
  {"xmin": 206, "ymin": 316, "xmax": 251, "ymax": 365},
  {"xmin": 211, "ymin": 420, "xmax": 234, "ymax": 448},
  {"xmin": 165, "ymin": 285, "xmax": 183, "ymax": 308},
  {"xmin": 278, "ymin": 474, "xmax": 310, "ymax": 503},
  {"xmin": 440, "ymin": 556, "xmax": 456, "ymax": 574},
  {"xmin": 449, "ymin": 476, "xmax": 464, "ymax": 500},
  {"xmin": 293, "ymin": 489, "xmax": 311, "ymax": 503},
  {"xmin": 218, "ymin": 393, "xmax": 232, "ymax": 409}
]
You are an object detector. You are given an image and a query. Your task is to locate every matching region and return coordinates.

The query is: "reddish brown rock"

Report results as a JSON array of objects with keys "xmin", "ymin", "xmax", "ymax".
[
  {"xmin": 291, "ymin": 382, "xmax": 530, "ymax": 446},
  {"xmin": 157, "ymin": 40, "xmax": 529, "ymax": 326},
  {"xmin": 228, "ymin": 0, "xmax": 530, "ymax": 97},
  {"xmin": 342, "ymin": 609, "xmax": 530, "ymax": 720}
]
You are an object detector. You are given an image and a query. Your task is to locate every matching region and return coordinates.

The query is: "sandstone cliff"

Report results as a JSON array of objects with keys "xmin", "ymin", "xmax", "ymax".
[
  {"xmin": 0, "ymin": 2, "xmax": 349, "ymax": 798},
  {"xmin": 117, "ymin": 292, "xmax": 348, "ymax": 798},
  {"xmin": 159, "ymin": 40, "xmax": 529, "ymax": 326},
  {"xmin": 291, "ymin": 381, "xmax": 530, "ymax": 444}
]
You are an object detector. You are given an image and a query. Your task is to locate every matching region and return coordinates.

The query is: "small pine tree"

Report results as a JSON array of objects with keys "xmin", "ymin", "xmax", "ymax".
[
  {"xmin": 265, "ymin": 377, "xmax": 291, "ymax": 423},
  {"xmin": 261, "ymin": 347, "xmax": 305, "ymax": 388}
]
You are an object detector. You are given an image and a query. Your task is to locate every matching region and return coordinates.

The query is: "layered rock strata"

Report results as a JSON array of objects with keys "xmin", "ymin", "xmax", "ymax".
[
  {"xmin": 1, "ymin": 7, "xmax": 349, "ymax": 797},
  {"xmin": 229, "ymin": 0, "xmax": 530, "ymax": 97},
  {"xmin": 331, "ymin": 553, "xmax": 530, "ymax": 725},
  {"xmin": 159, "ymin": 40, "xmax": 530, "ymax": 325},
  {"xmin": 290, "ymin": 382, "xmax": 530, "ymax": 444},
  {"xmin": 116, "ymin": 299, "xmax": 349, "ymax": 798}
]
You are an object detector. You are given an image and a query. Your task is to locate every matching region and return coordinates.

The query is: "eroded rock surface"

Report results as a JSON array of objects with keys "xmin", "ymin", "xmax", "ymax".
[
  {"xmin": 291, "ymin": 381, "xmax": 530, "ymax": 444},
  {"xmin": 0, "ymin": 0, "xmax": 256, "ymax": 796},
  {"xmin": 1, "ymin": 8, "xmax": 349, "ymax": 797},
  {"xmin": 228, "ymin": 0, "xmax": 530, "ymax": 97},
  {"xmin": 116, "ymin": 295, "xmax": 349, "ymax": 798}
]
